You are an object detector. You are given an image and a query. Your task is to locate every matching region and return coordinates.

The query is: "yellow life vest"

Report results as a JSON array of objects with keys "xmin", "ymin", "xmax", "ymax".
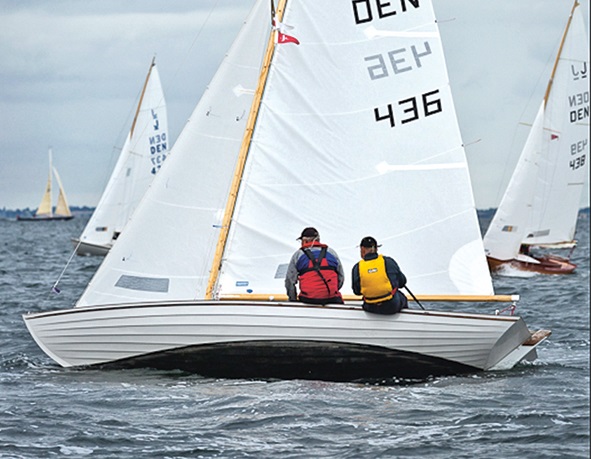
[{"xmin": 359, "ymin": 255, "xmax": 394, "ymax": 303}]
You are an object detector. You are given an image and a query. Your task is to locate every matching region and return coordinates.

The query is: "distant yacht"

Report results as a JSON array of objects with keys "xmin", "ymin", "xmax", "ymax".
[
  {"xmin": 483, "ymin": 1, "xmax": 588, "ymax": 275},
  {"xmin": 17, "ymin": 148, "xmax": 73, "ymax": 222},
  {"xmin": 73, "ymin": 57, "xmax": 168, "ymax": 256}
]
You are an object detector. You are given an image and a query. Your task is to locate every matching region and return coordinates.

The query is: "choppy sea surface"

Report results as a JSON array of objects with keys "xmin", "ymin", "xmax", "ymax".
[{"xmin": 0, "ymin": 215, "xmax": 589, "ymax": 458}]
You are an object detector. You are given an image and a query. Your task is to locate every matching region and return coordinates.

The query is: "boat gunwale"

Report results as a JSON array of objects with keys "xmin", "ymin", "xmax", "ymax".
[{"xmin": 23, "ymin": 300, "xmax": 523, "ymax": 323}]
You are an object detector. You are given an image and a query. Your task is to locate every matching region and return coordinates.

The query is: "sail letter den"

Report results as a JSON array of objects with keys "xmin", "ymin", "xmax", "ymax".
[
  {"xmin": 351, "ymin": 0, "xmax": 442, "ymax": 128},
  {"xmin": 568, "ymin": 91, "xmax": 589, "ymax": 123},
  {"xmin": 149, "ymin": 132, "xmax": 168, "ymax": 175},
  {"xmin": 352, "ymin": 0, "xmax": 420, "ymax": 23}
]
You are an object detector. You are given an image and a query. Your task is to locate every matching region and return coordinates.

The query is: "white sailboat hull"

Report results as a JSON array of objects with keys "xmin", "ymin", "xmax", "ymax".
[
  {"xmin": 23, "ymin": 301, "xmax": 548, "ymax": 381},
  {"xmin": 71, "ymin": 238, "xmax": 111, "ymax": 256}
]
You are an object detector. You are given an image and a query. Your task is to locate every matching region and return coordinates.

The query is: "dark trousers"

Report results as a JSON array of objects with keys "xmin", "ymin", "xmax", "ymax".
[
  {"xmin": 299, "ymin": 295, "xmax": 344, "ymax": 305},
  {"xmin": 362, "ymin": 291, "xmax": 408, "ymax": 315}
]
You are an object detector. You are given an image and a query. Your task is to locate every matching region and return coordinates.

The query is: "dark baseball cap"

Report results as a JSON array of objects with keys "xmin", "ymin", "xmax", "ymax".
[
  {"xmin": 359, "ymin": 236, "xmax": 381, "ymax": 248},
  {"xmin": 297, "ymin": 227, "xmax": 319, "ymax": 240}
]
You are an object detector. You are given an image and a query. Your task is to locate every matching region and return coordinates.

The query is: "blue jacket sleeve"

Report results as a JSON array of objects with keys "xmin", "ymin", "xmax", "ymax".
[
  {"xmin": 384, "ymin": 255, "xmax": 406, "ymax": 289},
  {"xmin": 351, "ymin": 262, "xmax": 361, "ymax": 295}
]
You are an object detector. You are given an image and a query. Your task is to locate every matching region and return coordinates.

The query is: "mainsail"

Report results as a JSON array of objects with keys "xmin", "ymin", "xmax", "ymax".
[
  {"xmin": 213, "ymin": 0, "xmax": 493, "ymax": 297},
  {"xmin": 524, "ymin": 2, "xmax": 589, "ymax": 247},
  {"xmin": 36, "ymin": 161, "xmax": 53, "ymax": 218}
]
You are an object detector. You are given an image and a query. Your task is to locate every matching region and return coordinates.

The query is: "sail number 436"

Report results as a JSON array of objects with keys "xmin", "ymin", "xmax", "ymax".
[
  {"xmin": 570, "ymin": 155, "xmax": 586, "ymax": 170},
  {"xmin": 570, "ymin": 139, "xmax": 587, "ymax": 170},
  {"xmin": 374, "ymin": 90, "xmax": 442, "ymax": 127}
]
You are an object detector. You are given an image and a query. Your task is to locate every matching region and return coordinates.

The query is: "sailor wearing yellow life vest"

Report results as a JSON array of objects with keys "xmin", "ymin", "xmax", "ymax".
[{"xmin": 351, "ymin": 236, "xmax": 408, "ymax": 314}]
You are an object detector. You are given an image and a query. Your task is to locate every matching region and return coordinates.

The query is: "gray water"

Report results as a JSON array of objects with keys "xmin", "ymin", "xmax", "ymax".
[{"xmin": 0, "ymin": 216, "xmax": 589, "ymax": 458}]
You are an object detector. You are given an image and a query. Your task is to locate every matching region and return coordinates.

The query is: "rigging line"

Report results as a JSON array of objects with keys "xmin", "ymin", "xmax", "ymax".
[
  {"xmin": 517, "ymin": 3, "xmax": 571, "ymax": 125},
  {"xmin": 167, "ymin": 0, "xmax": 223, "ymax": 94},
  {"xmin": 404, "ymin": 286, "xmax": 425, "ymax": 310},
  {"xmin": 496, "ymin": 6, "xmax": 570, "ymax": 207},
  {"xmin": 55, "ymin": 3, "xmax": 225, "ymax": 290},
  {"xmin": 50, "ymin": 239, "xmax": 83, "ymax": 295},
  {"xmin": 108, "ymin": 0, "xmax": 224, "ymax": 179}
]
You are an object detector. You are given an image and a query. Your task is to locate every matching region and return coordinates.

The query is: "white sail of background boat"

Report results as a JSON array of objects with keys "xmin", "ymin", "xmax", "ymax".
[
  {"xmin": 483, "ymin": 0, "xmax": 589, "ymax": 276},
  {"xmin": 23, "ymin": 0, "xmax": 550, "ymax": 382},
  {"xmin": 73, "ymin": 58, "xmax": 168, "ymax": 256},
  {"xmin": 17, "ymin": 149, "xmax": 73, "ymax": 221}
]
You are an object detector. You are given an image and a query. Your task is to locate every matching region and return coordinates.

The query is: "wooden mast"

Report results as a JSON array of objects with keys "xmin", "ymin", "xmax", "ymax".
[
  {"xmin": 130, "ymin": 56, "xmax": 156, "ymax": 139},
  {"xmin": 543, "ymin": 1, "xmax": 579, "ymax": 106},
  {"xmin": 206, "ymin": 0, "xmax": 288, "ymax": 299}
]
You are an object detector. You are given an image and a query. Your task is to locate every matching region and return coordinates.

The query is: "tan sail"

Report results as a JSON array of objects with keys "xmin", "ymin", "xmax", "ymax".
[
  {"xmin": 53, "ymin": 167, "xmax": 72, "ymax": 218},
  {"xmin": 35, "ymin": 148, "xmax": 54, "ymax": 216},
  {"xmin": 35, "ymin": 172, "xmax": 53, "ymax": 217}
]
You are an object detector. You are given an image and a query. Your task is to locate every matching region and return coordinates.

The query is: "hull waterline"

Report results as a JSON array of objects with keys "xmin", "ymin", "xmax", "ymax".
[{"xmin": 487, "ymin": 255, "xmax": 576, "ymax": 275}]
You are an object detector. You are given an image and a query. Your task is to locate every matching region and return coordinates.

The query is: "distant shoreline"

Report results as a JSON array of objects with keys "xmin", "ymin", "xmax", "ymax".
[
  {"xmin": 0, "ymin": 206, "xmax": 94, "ymax": 220},
  {"xmin": 1, "ymin": 207, "xmax": 589, "ymax": 220}
]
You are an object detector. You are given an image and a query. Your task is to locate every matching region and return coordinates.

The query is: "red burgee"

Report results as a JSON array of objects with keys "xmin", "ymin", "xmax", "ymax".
[
  {"xmin": 551, "ymin": 134, "xmax": 559, "ymax": 140},
  {"xmin": 273, "ymin": 15, "xmax": 299, "ymax": 45},
  {"xmin": 278, "ymin": 32, "xmax": 300, "ymax": 45}
]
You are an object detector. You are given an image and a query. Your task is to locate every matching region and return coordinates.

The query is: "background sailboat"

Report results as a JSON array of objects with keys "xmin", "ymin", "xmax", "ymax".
[
  {"xmin": 484, "ymin": 0, "xmax": 589, "ymax": 275},
  {"xmin": 17, "ymin": 149, "xmax": 73, "ymax": 221},
  {"xmin": 73, "ymin": 57, "xmax": 168, "ymax": 256},
  {"xmin": 23, "ymin": 0, "xmax": 549, "ymax": 382}
]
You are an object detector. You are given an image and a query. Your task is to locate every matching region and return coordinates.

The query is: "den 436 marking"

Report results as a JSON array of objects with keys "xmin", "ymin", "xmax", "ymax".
[
  {"xmin": 569, "ymin": 139, "xmax": 587, "ymax": 170},
  {"xmin": 569, "ymin": 154, "xmax": 586, "ymax": 170},
  {"xmin": 374, "ymin": 89, "xmax": 442, "ymax": 127}
]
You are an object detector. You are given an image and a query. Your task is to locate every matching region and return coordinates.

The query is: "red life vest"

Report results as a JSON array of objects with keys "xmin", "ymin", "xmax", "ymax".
[{"xmin": 298, "ymin": 244, "xmax": 341, "ymax": 300}]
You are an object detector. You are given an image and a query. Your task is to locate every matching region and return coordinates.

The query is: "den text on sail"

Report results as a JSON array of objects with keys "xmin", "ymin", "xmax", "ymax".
[
  {"xmin": 352, "ymin": 0, "xmax": 420, "ymax": 23},
  {"xmin": 352, "ymin": 0, "xmax": 442, "ymax": 128},
  {"xmin": 149, "ymin": 109, "xmax": 167, "ymax": 175},
  {"xmin": 568, "ymin": 84, "xmax": 588, "ymax": 171}
]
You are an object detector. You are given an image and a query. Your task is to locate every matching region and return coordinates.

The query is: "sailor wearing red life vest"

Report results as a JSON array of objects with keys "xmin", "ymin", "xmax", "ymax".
[
  {"xmin": 352, "ymin": 236, "xmax": 408, "ymax": 314},
  {"xmin": 285, "ymin": 227, "xmax": 345, "ymax": 305}
]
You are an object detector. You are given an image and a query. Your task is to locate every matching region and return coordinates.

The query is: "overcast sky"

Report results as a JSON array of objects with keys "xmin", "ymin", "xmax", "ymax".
[{"xmin": 1, "ymin": 0, "xmax": 589, "ymax": 210}]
